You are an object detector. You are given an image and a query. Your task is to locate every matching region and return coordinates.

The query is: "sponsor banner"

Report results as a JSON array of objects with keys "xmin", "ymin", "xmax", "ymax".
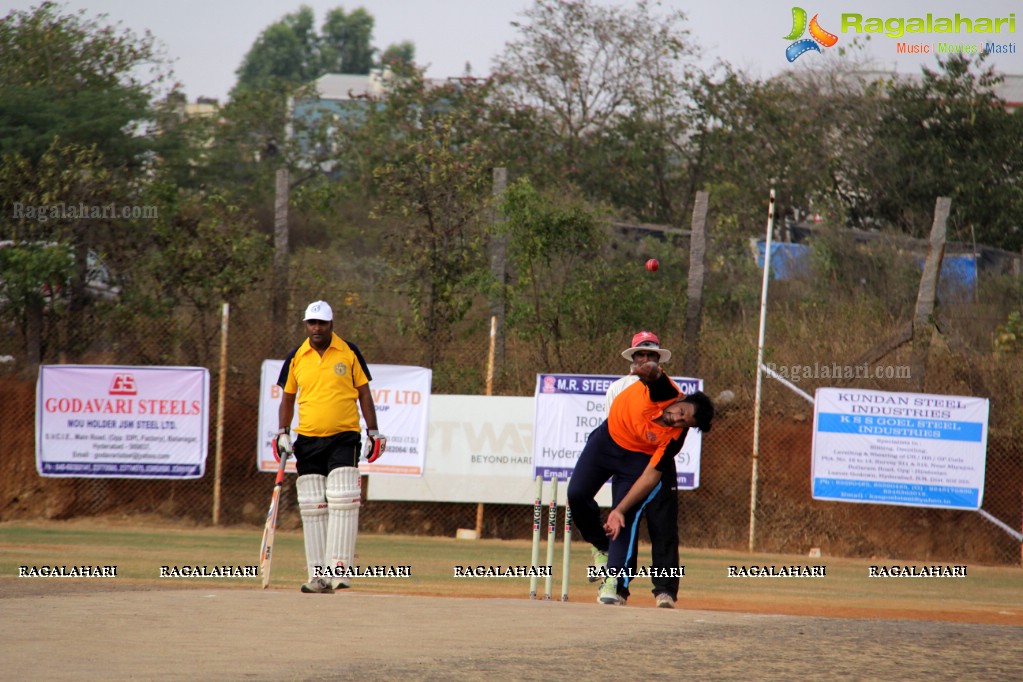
[
  {"xmin": 365, "ymin": 395, "xmax": 612, "ymax": 505},
  {"xmin": 812, "ymin": 388, "xmax": 989, "ymax": 509},
  {"xmin": 257, "ymin": 361, "xmax": 431, "ymax": 476},
  {"xmin": 36, "ymin": 365, "xmax": 209, "ymax": 479},
  {"xmin": 532, "ymin": 374, "xmax": 704, "ymax": 489}
]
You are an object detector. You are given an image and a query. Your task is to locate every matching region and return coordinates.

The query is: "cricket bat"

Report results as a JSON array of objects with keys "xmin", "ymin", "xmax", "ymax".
[{"xmin": 259, "ymin": 453, "xmax": 289, "ymax": 589}]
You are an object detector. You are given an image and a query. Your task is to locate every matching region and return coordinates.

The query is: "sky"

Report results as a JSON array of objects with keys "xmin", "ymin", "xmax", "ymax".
[{"xmin": 4, "ymin": 0, "xmax": 1020, "ymax": 102}]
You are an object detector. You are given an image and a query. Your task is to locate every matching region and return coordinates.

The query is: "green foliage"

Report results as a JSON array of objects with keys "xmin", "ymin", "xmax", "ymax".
[
  {"xmin": 0, "ymin": 242, "xmax": 74, "ymax": 316},
  {"xmin": 197, "ymin": 84, "xmax": 293, "ymax": 198},
  {"xmin": 690, "ymin": 67, "xmax": 864, "ymax": 231},
  {"xmin": 379, "ymin": 41, "xmax": 415, "ymax": 70},
  {"xmin": 0, "ymin": 2, "xmax": 166, "ymax": 166},
  {"xmin": 854, "ymin": 55, "xmax": 1023, "ymax": 250},
  {"xmin": 498, "ymin": 179, "xmax": 697, "ymax": 372},
  {"xmin": 320, "ymin": 7, "xmax": 375, "ymax": 74},
  {"xmin": 356, "ymin": 71, "xmax": 498, "ymax": 365},
  {"xmin": 600, "ymin": 242, "xmax": 687, "ymax": 336},
  {"xmin": 193, "ymin": 78, "xmax": 339, "ymax": 217},
  {"xmin": 0, "ymin": 3, "xmax": 183, "ymax": 360},
  {"xmin": 233, "ymin": 5, "xmax": 413, "ymax": 95},
  {"xmin": 498, "ymin": 179, "xmax": 604, "ymax": 369},
  {"xmin": 993, "ymin": 311, "xmax": 1023, "ymax": 354},
  {"xmin": 500, "ymin": 179, "xmax": 598, "ymax": 265},
  {"xmin": 0, "ymin": 139, "xmax": 128, "ymax": 242},
  {"xmin": 0, "ymin": 138, "xmax": 140, "ymax": 361},
  {"xmin": 97, "ymin": 185, "xmax": 270, "ymax": 365},
  {"xmin": 2, "ymin": 0, "xmax": 1022, "ymax": 404},
  {"xmin": 234, "ymin": 6, "xmax": 324, "ymax": 92},
  {"xmin": 495, "ymin": 0, "xmax": 699, "ymax": 219},
  {"xmin": 703, "ymin": 255, "xmax": 761, "ymax": 326},
  {"xmin": 136, "ymin": 187, "xmax": 270, "ymax": 312},
  {"xmin": 582, "ymin": 108, "xmax": 690, "ymax": 225},
  {"xmin": 807, "ymin": 229, "xmax": 918, "ymax": 313}
]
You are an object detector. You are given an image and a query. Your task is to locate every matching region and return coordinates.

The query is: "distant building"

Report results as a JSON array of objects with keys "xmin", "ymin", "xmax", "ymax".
[
  {"xmin": 185, "ymin": 97, "xmax": 220, "ymax": 118},
  {"xmin": 850, "ymin": 70, "xmax": 1022, "ymax": 112},
  {"xmin": 311, "ymin": 72, "xmax": 389, "ymax": 101},
  {"xmin": 293, "ymin": 71, "xmax": 390, "ymax": 126},
  {"xmin": 162, "ymin": 93, "xmax": 221, "ymax": 119},
  {"xmin": 778, "ymin": 67, "xmax": 1023, "ymax": 112},
  {"xmin": 292, "ymin": 70, "xmax": 453, "ymax": 172}
]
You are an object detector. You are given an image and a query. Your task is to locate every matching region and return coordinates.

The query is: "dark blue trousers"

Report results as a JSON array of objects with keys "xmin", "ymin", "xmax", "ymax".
[
  {"xmin": 632, "ymin": 460, "xmax": 680, "ymax": 599},
  {"xmin": 567, "ymin": 421, "xmax": 661, "ymax": 597}
]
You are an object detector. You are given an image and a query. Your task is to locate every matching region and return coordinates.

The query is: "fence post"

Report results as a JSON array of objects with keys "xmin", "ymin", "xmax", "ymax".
[
  {"xmin": 474, "ymin": 315, "xmax": 498, "ymax": 538},
  {"xmin": 272, "ymin": 168, "xmax": 290, "ymax": 355},
  {"xmin": 212, "ymin": 302, "xmax": 230, "ymax": 525},
  {"xmin": 488, "ymin": 167, "xmax": 508, "ymax": 380},
  {"xmin": 750, "ymin": 189, "xmax": 776, "ymax": 553},
  {"xmin": 911, "ymin": 196, "xmax": 951, "ymax": 391},
  {"xmin": 684, "ymin": 191, "xmax": 709, "ymax": 377}
]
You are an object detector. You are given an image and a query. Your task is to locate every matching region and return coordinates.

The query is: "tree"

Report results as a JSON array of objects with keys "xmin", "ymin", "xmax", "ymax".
[
  {"xmin": 320, "ymin": 7, "xmax": 375, "ymax": 75},
  {"xmin": 498, "ymin": 178, "xmax": 602, "ymax": 369},
  {"xmin": 120, "ymin": 184, "xmax": 270, "ymax": 365},
  {"xmin": 0, "ymin": 3, "xmax": 277, "ymax": 368},
  {"xmin": 227, "ymin": 5, "xmax": 416, "ymax": 212},
  {"xmin": 233, "ymin": 5, "xmax": 413, "ymax": 95},
  {"xmin": 0, "ymin": 138, "xmax": 136, "ymax": 363},
  {"xmin": 379, "ymin": 41, "xmax": 415, "ymax": 70},
  {"xmin": 494, "ymin": 0, "xmax": 699, "ymax": 219},
  {"xmin": 234, "ymin": 6, "xmax": 322, "ymax": 93},
  {"xmin": 0, "ymin": 241, "xmax": 74, "ymax": 365},
  {"xmin": 688, "ymin": 68, "xmax": 828, "ymax": 238},
  {"xmin": 681, "ymin": 44, "xmax": 916, "ymax": 244},
  {"xmin": 0, "ymin": 3, "xmax": 179, "ymax": 362},
  {"xmin": 349, "ymin": 71, "xmax": 500, "ymax": 366},
  {"xmin": 497, "ymin": 178, "xmax": 680, "ymax": 371},
  {"xmin": 852, "ymin": 55, "xmax": 1023, "ymax": 249},
  {"xmin": 0, "ymin": 2, "xmax": 166, "ymax": 165}
]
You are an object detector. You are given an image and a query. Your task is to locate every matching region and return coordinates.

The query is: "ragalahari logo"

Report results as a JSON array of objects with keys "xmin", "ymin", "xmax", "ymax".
[
  {"xmin": 109, "ymin": 373, "xmax": 138, "ymax": 395},
  {"xmin": 784, "ymin": 7, "xmax": 839, "ymax": 62}
]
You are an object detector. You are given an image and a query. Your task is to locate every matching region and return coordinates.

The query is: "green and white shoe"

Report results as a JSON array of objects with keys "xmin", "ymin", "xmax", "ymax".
[
  {"xmin": 597, "ymin": 577, "xmax": 625, "ymax": 605},
  {"xmin": 589, "ymin": 547, "xmax": 609, "ymax": 583}
]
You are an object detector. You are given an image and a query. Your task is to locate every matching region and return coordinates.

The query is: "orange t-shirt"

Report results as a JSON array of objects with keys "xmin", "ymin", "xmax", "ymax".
[{"xmin": 607, "ymin": 378, "xmax": 685, "ymax": 468}]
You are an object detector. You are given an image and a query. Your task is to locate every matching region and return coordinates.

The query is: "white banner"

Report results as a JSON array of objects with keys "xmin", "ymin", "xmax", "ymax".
[
  {"xmin": 812, "ymin": 388, "xmax": 989, "ymax": 510},
  {"xmin": 257, "ymin": 361, "xmax": 431, "ymax": 476},
  {"xmin": 367, "ymin": 395, "xmax": 611, "ymax": 506},
  {"xmin": 36, "ymin": 365, "xmax": 210, "ymax": 479},
  {"xmin": 532, "ymin": 374, "xmax": 704, "ymax": 489}
]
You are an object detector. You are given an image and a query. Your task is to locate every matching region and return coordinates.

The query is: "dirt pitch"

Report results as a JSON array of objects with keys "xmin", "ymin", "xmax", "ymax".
[{"xmin": 2, "ymin": 581, "xmax": 1020, "ymax": 682}]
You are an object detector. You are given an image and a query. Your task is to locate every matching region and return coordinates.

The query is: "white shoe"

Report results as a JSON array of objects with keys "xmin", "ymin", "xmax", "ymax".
[{"xmin": 655, "ymin": 592, "xmax": 676, "ymax": 609}]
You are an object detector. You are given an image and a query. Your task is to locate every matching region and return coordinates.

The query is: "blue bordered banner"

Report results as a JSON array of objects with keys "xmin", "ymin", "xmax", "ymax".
[{"xmin": 812, "ymin": 388, "xmax": 989, "ymax": 509}]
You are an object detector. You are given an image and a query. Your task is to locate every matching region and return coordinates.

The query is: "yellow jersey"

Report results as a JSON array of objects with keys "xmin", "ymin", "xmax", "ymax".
[{"xmin": 278, "ymin": 333, "xmax": 371, "ymax": 436}]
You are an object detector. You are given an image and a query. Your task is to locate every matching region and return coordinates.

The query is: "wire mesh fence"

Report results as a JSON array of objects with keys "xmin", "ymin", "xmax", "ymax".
[{"xmin": 1, "ymin": 280, "xmax": 1021, "ymax": 567}]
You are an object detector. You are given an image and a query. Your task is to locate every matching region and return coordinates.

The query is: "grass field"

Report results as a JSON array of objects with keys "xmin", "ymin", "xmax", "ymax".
[{"xmin": 2, "ymin": 517, "xmax": 1020, "ymax": 625}]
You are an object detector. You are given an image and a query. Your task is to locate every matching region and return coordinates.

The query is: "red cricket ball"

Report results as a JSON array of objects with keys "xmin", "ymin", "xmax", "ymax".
[{"xmin": 645, "ymin": 258, "xmax": 659, "ymax": 272}]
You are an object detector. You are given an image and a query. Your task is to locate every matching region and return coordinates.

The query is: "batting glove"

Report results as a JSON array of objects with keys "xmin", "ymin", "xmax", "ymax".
[
  {"xmin": 273, "ymin": 428, "xmax": 292, "ymax": 462},
  {"xmin": 364, "ymin": 429, "xmax": 387, "ymax": 463}
]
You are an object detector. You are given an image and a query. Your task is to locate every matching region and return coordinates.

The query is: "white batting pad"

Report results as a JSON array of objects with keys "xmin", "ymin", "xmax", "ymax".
[
  {"xmin": 296, "ymin": 474, "xmax": 328, "ymax": 582},
  {"xmin": 326, "ymin": 466, "xmax": 362, "ymax": 588}
]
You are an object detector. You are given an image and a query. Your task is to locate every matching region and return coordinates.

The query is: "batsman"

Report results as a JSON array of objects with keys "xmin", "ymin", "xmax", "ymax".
[{"xmin": 274, "ymin": 300, "xmax": 386, "ymax": 593}]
